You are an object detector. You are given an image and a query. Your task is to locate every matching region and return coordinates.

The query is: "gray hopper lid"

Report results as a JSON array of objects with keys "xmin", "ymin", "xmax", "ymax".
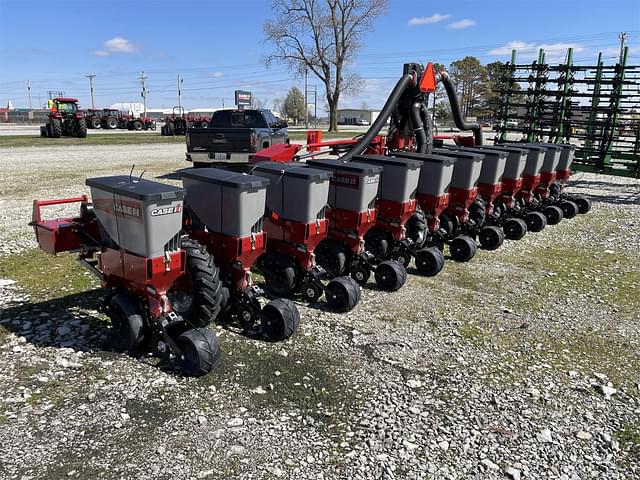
[
  {"xmin": 457, "ymin": 147, "xmax": 507, "ymax": 159},
  {"xmin": 532, "ymin": 142, "xmax": 575, "ymax": 151},
  {"xmin": 306, "ymin": 159, "xmax": 383, "ymax": 174},
  {"xmin": 352, "ymin": 154, "xmax": 423, "ymax": 168},
  {"xmin": 253, "ymin": 161, "xmax": 331, "ymax": 181},
  {"xmin": 180, "ymin": 167, "xmax": 269, "ymax": 189},
  {"xmin": 433, "ymin": 148, "xmax": 485, "ymax": 161},
  {"xmin": 525, "ymin": 143, "xmax": 561, "ymax": 150},
  {"xmin": 503, "ymin": 143, "xmax": 548, "ymax": 151},
  {"xmin": 86, "ymin": 175, "xmax": 184, "ymax": 201},
  {"xmin": 392, "ymin": 152, "xmax": 457, "ymax": 166},
  {"xmin": 480, "ymin": 145, "xmax": 529, "ymax": 154}
]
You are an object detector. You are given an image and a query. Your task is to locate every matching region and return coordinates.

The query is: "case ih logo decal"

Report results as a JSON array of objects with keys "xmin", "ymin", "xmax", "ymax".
[
  {"xmin": 332, "ymin": 173, "xmax": 379, "ymax": 189},
  {"xmin": 150, "ymin": 205, "xmax": 182, "ymax": 216},
  {"xmin": 93, "ymin": 199, "xmax": 142, "ymax": 220}
]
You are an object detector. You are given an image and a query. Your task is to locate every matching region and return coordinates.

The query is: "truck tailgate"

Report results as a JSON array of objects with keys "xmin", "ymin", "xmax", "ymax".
[{"xmin": 187, "ymin": 128, "xmax": 253, "ymax": 153}]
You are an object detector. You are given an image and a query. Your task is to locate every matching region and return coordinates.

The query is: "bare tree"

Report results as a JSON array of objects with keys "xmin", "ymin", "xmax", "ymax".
[{"xmin": 264, "ymin": 0, "xmax": 387, "ymax": 132}]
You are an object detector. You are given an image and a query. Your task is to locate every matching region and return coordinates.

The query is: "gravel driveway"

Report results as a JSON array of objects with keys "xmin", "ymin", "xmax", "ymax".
[{"xmin": 0, "ymin": 143, "xmax": 638, "ymax": 480}]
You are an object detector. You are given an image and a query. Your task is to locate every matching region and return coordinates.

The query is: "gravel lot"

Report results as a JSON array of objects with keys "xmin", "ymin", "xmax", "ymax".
[{"xmin": 0, "ymin": 142, "xmax": 638, "ymax": 480}]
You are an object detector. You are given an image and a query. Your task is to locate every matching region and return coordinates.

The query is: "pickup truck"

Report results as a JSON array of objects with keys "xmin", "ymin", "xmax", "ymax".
[{"xmin": 185, "ymin": 109, "xmax": 289, "ymax": 166}]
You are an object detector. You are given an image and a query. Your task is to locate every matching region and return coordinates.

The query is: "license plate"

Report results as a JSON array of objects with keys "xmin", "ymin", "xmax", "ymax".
[{"xmin": 209, "ymin": 153, "xmax": 228, "ymax": 160}]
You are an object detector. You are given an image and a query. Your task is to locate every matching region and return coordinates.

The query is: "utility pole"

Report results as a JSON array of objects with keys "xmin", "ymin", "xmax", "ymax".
[
  {"xmin": 86, "ymin": 74, "xmax": 96, "ymax": 109},
  {"xmin": 26, "ymin": 80, "xmax": 32, "ymax": 110},
  {"xmin": 177, "ymin": 74, "xmax": 183, "ymax": 110},
  {"xmin": 314, "ymin": 85, "xmax": 317, "ymax": 128},
  {"xmin": 139, "ymin": 71, "xmax": 148, "ymax": 117},
  {"xmin": 304, "ymin": 68, "xmax": 308, "ymax": 129},
  {"xmin": 619, "ymin": 32, "xmax": 627, "ymax": 64}
]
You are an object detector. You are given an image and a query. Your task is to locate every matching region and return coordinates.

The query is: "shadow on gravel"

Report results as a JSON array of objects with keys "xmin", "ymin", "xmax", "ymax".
[{"xmin": 569, "ymin": 179, "xmax": 640, "ymax": 206}]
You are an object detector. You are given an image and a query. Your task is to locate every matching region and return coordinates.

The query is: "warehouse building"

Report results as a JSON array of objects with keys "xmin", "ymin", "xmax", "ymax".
[{"xmin": 337, "ymin": 108, "xmax": 381, "ymax": 126}]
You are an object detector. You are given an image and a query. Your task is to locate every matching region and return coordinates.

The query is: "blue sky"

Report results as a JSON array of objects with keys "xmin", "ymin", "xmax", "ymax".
[{"xmin": 0, "ymin": 0, "xmax": 638, "ymax": 111}]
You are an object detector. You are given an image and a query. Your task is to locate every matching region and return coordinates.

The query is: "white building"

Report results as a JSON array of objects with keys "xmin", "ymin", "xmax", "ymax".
[{"xmin": 337, "ymin": 109, "xmax": 381, "ymax": 126}]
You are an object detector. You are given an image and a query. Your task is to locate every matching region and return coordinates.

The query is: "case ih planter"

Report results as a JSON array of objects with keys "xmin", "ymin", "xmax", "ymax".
[
  {"xmin": 351, "ymin": 154, "xmax": 446, "ymax": 277},
  {"xmin": 40, "ymin": 98, "xmax": 87, "ymax": 138},
  {"xmin": 548, "ymin": 143, "xmax": 592, "ymax": 214},
  {"xmin": 181, "ymin": 167, "xmax": 300, "ymax": 340},
  {"xmin": 30, "ymin": 176, "xmax": 224, "ymax": 377},
  {"xmin": 253, "ymin": 162, "xmax": 361, "ymax": 312},
  {"xmin": 305, "ymin": 159, "xmax": 408, "ymax": 291}
]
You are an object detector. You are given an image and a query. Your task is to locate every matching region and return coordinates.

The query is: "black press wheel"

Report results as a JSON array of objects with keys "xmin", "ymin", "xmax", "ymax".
[
  {"xmin": 261, "ymin": 298, "xmax": 300, "ymax": 341},
  {"xmin": 405, "ymin": 210, "xmax": 427, "ymax": 247},
  {"xmin": 374, "ymin": 260, "xmax": 407, "ymax": 292},
  {"xmin": 364, "ymin": 229, "xmax": 390, "ymax": 261},
  {"xmin": 109, "ymin": 293, "xmax": 146, "ymax": 353},
  {"xmin": 503, "ymin": 218, "xmax": 527, "ymax": 240},
  {"xmin": 449, "ymin": 235, "xmax": 477, "ymax": 262},
  {"xmin": 300, "ymin": 280, "xmax": 323, "ymax": 304},
  {"xmin": 573, "ymin": 195, "xmax": 592, "ymax": 214},
  {"xmin": 325, "ymin": 277, "xmax": 361, "ymax": 313},
  {"xmin": 350, "ymin": 264, "xmax": 371, "ymax": 285},
  {"xmin": 415, "ymin": 246, "xmax": 445, "ymax": 276},
  {"xmin": 259, "ymin": 253, "xmax": 297, "ymax": 299},
  {"xmin": 391, "ymin": 247, "xmax": 412, "ymax": 269},
  {"xmin": 168, "ymin": 238, "xmax": 222, "ymax": 327},
  {"xmin": 525, "ymin": 211, "xmax": 547, "ymax": 232},
  {"xmin": 559, "ymin": 200, "xmax": 579, "ymax": 219},
  {"xmin": 315, "ymin": 239, "xmax": 348, "ymax": 277},
  {"xmin": 176, "ymin": 328, "xmax": 221, "ymax": 377},
  {"xmin": 543, "ymin": 205, "xmax": 563, "ymax": 225},
  {"xmin": 478, "ymin": 226, "xmax": 505, "ymax": 251}
]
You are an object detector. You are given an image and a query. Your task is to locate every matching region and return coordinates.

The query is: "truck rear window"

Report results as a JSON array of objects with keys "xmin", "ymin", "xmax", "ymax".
[{"xmin": 210, "ymin": 110, "xmax": 267, "ymax": 128}]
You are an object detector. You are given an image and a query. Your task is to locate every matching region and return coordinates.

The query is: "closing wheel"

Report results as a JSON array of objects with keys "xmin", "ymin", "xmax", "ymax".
[
  {"xmin": 405, "ymin": 210, "xmax": 427, "ymax": 247},
  {"xmin": 176, "ymin": 328, "xmax": 221, "ymax": 377},
  {"xmin": 439, "ymin": 213, "xmax": 456, "ymax": 236},
  {"xmin": 559, "ymin": 200, "xmax": 579, "ymax": 219},
  {"xmin": 374, "ymin": 260, "xmax": 407, "ymax": 292},
  {"xmin": 350, "ymin": 264, "xmax": 371, "ymax": 285},
  {"xmin": 167, "ymin": 238, "xmax": 222, "ymax": 327},
  {"xmin": 364, "ymin": 229, "xmax": 390, "ymax": 260},
  {"xmin": 315, "ymin": 239, "xmax": 348, "ymax": 276},
  {"xmin": 262, "ymin": 298, "xmax": 300, "ymax": 341},
  {"xmin": 525, "ymin": 211, "xmax": 547, "ymax": 232},
  {"xmin": 326, "ymin": 277, "xmax": 361, "ymax": 313},
  {"xmin": 259, "ymin": 253, "xmax": 297, "ymax": 299},
  {"xmin": 109, "ymin": 293, "xmax": 146, "ymax": 353},
  {"xmin": 391, "ymin": 247, "xmax": 412, "ymax": 268},
  {"xmin": 301, "ymin": 280, "xmax": 323, "ymax": 303},
  {"xmin": 478, "ymin": 226, "xmax": 505, "ymax": 251},
  {"xmin": 449, "ymin": 235, "xmax": 477, "ymax": 263},
  {"xmin": 574, "ymin": 195, "xmax": 592, "ymax": 214},
  {"xmin": 543, "ymin": 205, "xmax": 563, "ymax": 225},
  {"xmin": 415, "ymin": 246, "xmax": 445, "ymax": 277},
  {"xmin": 503, "ymin": 218, "xmax": 527, "ymax": 240}
]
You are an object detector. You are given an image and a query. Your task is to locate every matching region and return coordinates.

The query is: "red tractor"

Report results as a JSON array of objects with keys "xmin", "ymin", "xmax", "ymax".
[
  {"xmin": 127, "ymin": 116, "xmax": 156, "ymax": 131},
  {"xmin": 85, "ymin": 109, "xmax": 102, "ymax": 129},
  {"xmin": 161, "ymin": 107, "xmax": 208, "ymax": 136},
  {"xmin": 101, "ymin": 109, "xmax": 121, "ymax": 129},
  {"xmin": 40, "ymin": 98, "xmax": 87, "ymax": 138}
]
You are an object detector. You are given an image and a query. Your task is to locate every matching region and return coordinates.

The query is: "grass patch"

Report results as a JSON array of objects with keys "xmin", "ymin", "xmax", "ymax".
[
  {"xmin": 616, "ymin": 420, "xmax": 640, "ymax": 461},
  {"xmin": 458, "ymin": 322, "xmax": 488, "ymax": 345},
  {"xmin": 0, "ymin": 249, "xmax": 98, "ymax": 300},
  {"xmin": 0, "ymin": 133, "xmax": 184, "ymax": 148}
]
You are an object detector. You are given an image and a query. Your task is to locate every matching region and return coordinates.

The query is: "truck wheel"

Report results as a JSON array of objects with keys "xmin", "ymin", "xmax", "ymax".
[
  {"xmin": 50, "ymin": 118, "xmax": 62, "ymax": 138},
  {"xmin": 374, "ymin": 260, "xmax": 407, "ymax": 292},
  {"xmin": 176, "ymin": 328, "xmax": 221, "ymax": 377},
  {"xmin": 168, "ymin": 238, "xmax": 223, "ymax": 327},
  {"xmin": 262, "ymin": 299, "xmax": 300, "ymax": 341},
  {"xmin": 325, "ymin": 277, "xmax": 361, "ymax": 313},
  {"xmin": 109, "ymin": 293, "xmax": 146, "ymax": 353},
  {"xmin": 193, "ymin": 162, "xmax": 210, "ymax": 168},
  {"xmin": 76, "ymin": 118, "xmax": 88, "ymax": 138}
]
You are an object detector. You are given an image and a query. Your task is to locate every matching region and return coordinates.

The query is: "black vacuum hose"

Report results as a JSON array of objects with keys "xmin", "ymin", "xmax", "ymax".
[
  {"xmin": 340, "ymin": 73, "xmax": 415, "ymax": 162},
  {"xmin": 438, "ymin": 71, "xmax": 483, "ymax": 146},
  {"xmin": 410, "ymin": 101, "xmax": 428, "ymax": 153}
]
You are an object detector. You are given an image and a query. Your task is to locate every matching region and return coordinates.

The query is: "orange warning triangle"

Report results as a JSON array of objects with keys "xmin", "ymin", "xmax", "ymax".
[{"xmin": 419, "ymin": 62, "xmax": 437, "ymax": 93}]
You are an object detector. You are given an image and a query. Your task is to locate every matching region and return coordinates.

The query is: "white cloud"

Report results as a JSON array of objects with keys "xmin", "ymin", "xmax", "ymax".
[
  {"xmin": 95, "ymin": 37, "xmax": 139, "ymax": 57},
  {"xmin": 448, "ymin": 19, "xmax": 476, "ymax": 29},
  {"xmin": 211, "ymin": 71, "xmax": 224, "ymax": 78},
  {"xmin": 408, "ymin": 14, "xmax": 451, "ymax": 26},
  {"xmin": 489, "ymin": 41, "xmax": 585, "ymax": 63},
  {"xmin": 600, "ymin": 45, "xmax": 640, "ymax": 57}
]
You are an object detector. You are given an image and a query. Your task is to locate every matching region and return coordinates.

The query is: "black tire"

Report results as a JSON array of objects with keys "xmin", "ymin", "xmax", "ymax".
[
  {"xmin": 150, "ymin": 122, "xmax": 157, "ymax": 131},
  {"xmin": 106, "ymin": 117, "xmax": 118, "ymax": 129},
  {"xmin": 315, "ymin": 239, "xmax": 348, "ymax": 276},
  {"xmin": 449, "ymin": 235, "xmax": 477, "ymax": 262},
  {"xmin": 193, "ymin": 162, "xmax": 210, "ymax": 168},
  {"xmin": 364, "ymin": 229, "xmax": 390, "ymax": 260},
  {"xmin": 574, "ymin": 196, "xmax": 592, "ymax": 214},
  {"xmin": 90, "ymin": 117, "xmax": 101, "ymax": 129},
  {"xmin": 525, "ymin": 211, "xmax": 547, "ymax": 232},
  {"xmin": 133, "ymin": 120, "xmax": 143, "ymax": 131},
  {"xmin": 543, "ymin": 205, "xmax": 563, "ymax": 225},
  {"xmin": 262, "ymin": 298, "xmax": 300, "ymax": 341},
  {"xmin": 559, "ymin": 200, "xmax": 579, "ymax": 219},
  {"xmin": 259, "ymin": 253, "xmax": 297, "ymax": 299},
  {"xmin": 325, "ymin": 277, "xmax": 361, "ymax": 313},
  {"xmin": 405, "ymin": 210, "xmax": 427, "ymax": 247},
  {"xmin": 415, "ymin": 246, "xmax": 445, "ymax": 276},
  {"xmin": 350, "ymin": 264, "xmax": 371, "ymax": 285},
  {"xmin": 478, "ymin": 226, "xmax": 505, "ymax": 251},
  {"xmin": 50, "ymin": 118, "xmax": 62, "ymax": 138},
  {"xmin": 503, "ymin": 218, "xmax": 527, "ymax": 240},
  {"xmin": 168, "ymin": 238, "xmax": 222, "ymax": 327},
  {"xmin": 76, "ymin": 118, "xmax": 87, "ymax": 138},
  {"xmin": 176, "ymin": 328, "xmax": 221, "ymax": 377},
  {"xmin": 375, "ymin": 260, "xmax": 407, "ymax": 292},
  {"xmin": 109, "ymin": 293, "xmax": 146, "ymax": 353},
  {"xmin": 40, "ymin": 126, "xmax": 47, "ymax": 137}
]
